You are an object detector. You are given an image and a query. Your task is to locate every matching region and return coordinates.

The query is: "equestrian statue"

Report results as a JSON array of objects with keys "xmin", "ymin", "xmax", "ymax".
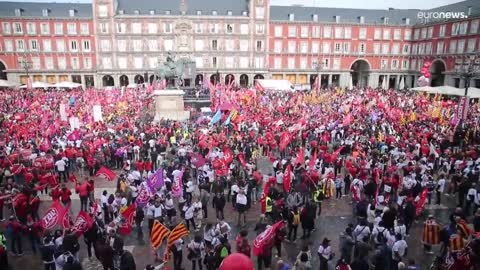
[{"xmin": 156, "ymin": 52, "xmax": 196, "ymax": 88}]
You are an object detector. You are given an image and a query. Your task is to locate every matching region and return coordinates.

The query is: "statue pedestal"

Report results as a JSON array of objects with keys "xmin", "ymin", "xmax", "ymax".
[{"xmin": 152, "ymin": 89, "xmax": 190, "ymax": 122}]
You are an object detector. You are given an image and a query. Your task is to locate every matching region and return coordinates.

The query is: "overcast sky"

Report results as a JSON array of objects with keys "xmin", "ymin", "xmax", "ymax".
[{"xmin": 0, "ymin": 0, "xmax": 464, "ymax": 10}]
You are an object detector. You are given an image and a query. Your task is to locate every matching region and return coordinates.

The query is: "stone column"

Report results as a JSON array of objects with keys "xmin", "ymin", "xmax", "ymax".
[{"xmin": 328, "ymin": 74, "xmax": 332, "ymax": 86}]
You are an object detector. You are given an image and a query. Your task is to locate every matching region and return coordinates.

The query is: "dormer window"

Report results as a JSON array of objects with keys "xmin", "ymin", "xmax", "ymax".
[
  {"xmin": 335, "ymin": 15, "xmax": 341, "ymax": 23},
  {"xmin": 359, "ymin": 16, "xmax": 365, "ymax": 24},
  {"xmin": 69, "ymin": 9, "xmax": 76, "ymax": 17},
  {"xmin": 212, "ymin": 10, "xmax": 217, "ymax": 15},
  {"xmin": 383, "ymin": 17, "xmax": 389, "ymax": 25},
  {"xmin": 313, "ymin": 14, "xmax": 318, "ymax": 22},
  {"xmin": 149, "ymin": 10, "xmax": 155, "ymax": 15},
  {"xmin": 118, "ymin": 10, "xmax": 124, "ymax": 15},
  {"xmin": 134, "ymin": 10, "xmax": 140, "ymax": 15},
  {"xmin": 227, "ymin": 10, "xmax": 232, "ymax": 16},
  {"xmin": 197, "ymin": 10, "xmax": 201, "ymax": 15},
  {"xmin": 42, "ymin": 9, "xmax": 49, "ymax": 17},
  {"xmin": 165, "ymin": 10, "xmax": 171, "ymax": 15},
  {"xmin": 289, "ymin": 13, "xmax": 294, "ymax": 21},
  {"xmin": 242, "ymin": 11, "xmax": 248, "ymax": 16},
  {"xmin": 14, "ymin": 8, "xmax": 22, "ymax": 16},
  {"xmin": 404, "ymin": 18, "xmax": 410, "ymax": 25}
]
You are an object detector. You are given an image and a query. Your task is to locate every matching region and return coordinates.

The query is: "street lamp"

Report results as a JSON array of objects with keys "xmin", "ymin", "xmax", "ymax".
[
  {"xmin": 18, "ymin": 54, "xmax": 32, "ymax": 77},
  {"xmin": 455, "ymin": 53, "xmax": 479, "ymax": 96},
  {"xmin": 315, "ymin": 61, "xmax": 323, "ymax": 90}
]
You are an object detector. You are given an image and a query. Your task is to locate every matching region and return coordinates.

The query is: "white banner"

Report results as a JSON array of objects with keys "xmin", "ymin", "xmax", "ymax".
[
  {"xmin": 93, "ymin": 105, "xmax": 103, "ymax": 122},
  {"xmin": 59, "ymin": 103, "xmax": 67, "ymax": 121},
  {"xmin": 69, "ymin": 116, "xmax": 81, "ymax": 130}
]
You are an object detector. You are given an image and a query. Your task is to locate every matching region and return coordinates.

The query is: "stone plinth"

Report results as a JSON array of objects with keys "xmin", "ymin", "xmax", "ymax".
[{"xmin": 152, "ymin": 89, "xmax": 190, "ymax": 121}]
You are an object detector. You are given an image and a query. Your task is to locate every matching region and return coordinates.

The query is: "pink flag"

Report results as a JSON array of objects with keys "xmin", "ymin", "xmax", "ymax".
[{"xmin": 172, "ymin": 170, "xmax": 184, "ymax": 198}]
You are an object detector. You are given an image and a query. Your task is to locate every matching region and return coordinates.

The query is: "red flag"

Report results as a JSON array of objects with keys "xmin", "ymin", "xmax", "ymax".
[
  {"xmin": 61, "ymin": 203, "xmax": 71, "ymax": 229},
  {"xmin": 95, "ymin": 166, "xmax": 116, "ymax": 181},
  {"xmin": 309, "ymin": 149, "xmax": 317, "ymax": 170},
  {"xmin": 331, "ymin": 146, "xmax": 345, "ymax": 161},
  {"xmin": 279, "ymin": 131, "xmax": 293, "ymax": 151},
  {"xmin": 40, "ymin": 201, "xmax": 65, "ymax": 230},
  {"xmin": 260, "ymin": 181, "xmax": 272, "ymax": 213},
  {"xmin": 71, "ymin": 211, "xmax": 94, "ymax": 237},
  {"xmin": 68, "ymin": 174, "xmax": 77, "ymax": 183},
  {"xmin": 283, "ymin": 164, "xmax": 292, "ymax": 192},
  {"xmin": 118, "ymin": 203, "xmax": 136, "ymax": 235},
  {"xmin": 342, "ymin": 113, "xmax": 353, "ymax": 126},
  {"xmin": 191, "ymin": 153, "xmax": 206, "ymax": 168},
  {"xmin": 415, "ymin": 189, "xmax": 428, "ymax": 216},
  {"xmin": 295, "ymin": 147, "xmax": 305, "ymax": 165},
  {"xmin": 222, "ymin": 147, "xmax": 233, "ymax": 164},
  {"xmin": 238, "ymin": 153, "xmax": 247, "ymax": 167},
  {"xmin": 253, "ymin": 221, "xmax": 284, "ymax": 256}
]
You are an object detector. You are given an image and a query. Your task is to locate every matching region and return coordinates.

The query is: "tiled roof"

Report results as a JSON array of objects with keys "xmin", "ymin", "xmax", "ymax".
[{"xmin": 0, "ymin": 1, "xmax": 92, "ymax": 18}]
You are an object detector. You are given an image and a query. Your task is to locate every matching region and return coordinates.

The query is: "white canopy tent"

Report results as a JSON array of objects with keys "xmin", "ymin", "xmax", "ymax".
[
  {"xmin": 127, "ymin": 83, "xmax": 138, "ymax": 88},
  {"xmin": 411, "ymin": 86, "xmax": 437, "ymax": 92},
  {"xmin": 0, "ymin": 79, "xmax": 19, "ymax": 88},
  {"xmin": 466, "ymin": 87, "xmax": 480, "ymax": 98},
  {"xmin": 399, "ymin": 76, "xmax": 405, "ymax": 90},
  {"xmin": 53, "ymin": 81, "xmax": 82, "ymax": 88},
  {"xmin": 256, "ymin": 79, "xmax": 294, "ymax": 91},
  {"xmin": 432, "ymin": 85, "xmax": 464, "ymax": 96},
  {"xmin": 19, "ymin": 81, "xmax": 52, "ymax": 89}
]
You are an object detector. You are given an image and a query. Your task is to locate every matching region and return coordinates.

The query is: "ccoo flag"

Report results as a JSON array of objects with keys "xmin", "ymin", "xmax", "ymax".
[{"xmin": 209, "ymin": 110, "xmax": 222, "ymax": 125}]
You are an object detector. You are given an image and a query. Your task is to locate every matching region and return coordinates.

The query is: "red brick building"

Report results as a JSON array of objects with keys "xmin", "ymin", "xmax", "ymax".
[{"xmin": 0, "ymin": 2, "xmax": 96, "ymax": 88}]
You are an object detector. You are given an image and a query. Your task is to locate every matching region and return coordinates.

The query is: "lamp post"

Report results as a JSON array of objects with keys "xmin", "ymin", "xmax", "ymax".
[
  {"xmin": 455, "ymin": 53, "xmax": 479, "ymax": 97},
  {"xmin": 18, "ymin": 54, "xmax": 32, "ymax": 87},
  {"xmin": 315, "ymin": 61, "xmax": 322, "ymax": 90}
]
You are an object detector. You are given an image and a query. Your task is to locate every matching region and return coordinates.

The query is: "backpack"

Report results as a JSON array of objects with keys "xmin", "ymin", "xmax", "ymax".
[
  {"xmin": 220, "ymin": 246, "xmax": 229, "ymax": 258},
  {"xmin": 5, "ymin": 223, "xmax": 14, "ymax": 235},
  {"xmin": 376, "ymin": 228, "xmax": 387, "ymax": 243},
  {"xmin": 292, "ymin": 212, "xmax": 300, "ymax": 226}
]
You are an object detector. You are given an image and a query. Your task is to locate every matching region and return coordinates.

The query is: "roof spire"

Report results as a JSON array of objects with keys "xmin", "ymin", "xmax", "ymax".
[{"xmin": 180, "ymin": 0, "xmax": 187, "ymax": 15}]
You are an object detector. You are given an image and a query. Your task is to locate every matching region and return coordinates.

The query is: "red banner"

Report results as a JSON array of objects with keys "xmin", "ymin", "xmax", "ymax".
[
  {"xmin": 222, "ymin": 147, "xmax": 233, "ymax": 164},
  {"xmin": 95, "ymin": 166, "xmax": 116, "ymax": 181},
  {"xmin": 238, "ymin": 153, "xmax": 247, "ymax": 167},
  {"xmin": 62, "ymin": 203, "xmax": 71, "ymax": 229},
  {"xmin": 279, "ymin": 131, "xmax": 292, "ymax": 151},
  {"xmin": 72, "ymin": 211, "xmax": 94, "ymax": 237},
  {"xmin": 253, "ymin": 221, "xmax": 284, "ymax": 256},
  {"xmin": 295, "ymin": 147, "xmax": 305, "ymax": 165},
  {"xmin": 415, "ymin": 189, "xmax": 428, "ymax": 216},
  {"xmin": 40, "ymin": 201, "xmax": 65, "ymax": 230},
  {"xmin": 283, "ymin": 164, "xmax": 292, "ymax": 192},
  {"xmin": 309, "ymin": 149, "xmax": 317, "ymax": 170},
  {"xmin": 118, "ymin": 203, "xmax": 136, "ymax": 235}
]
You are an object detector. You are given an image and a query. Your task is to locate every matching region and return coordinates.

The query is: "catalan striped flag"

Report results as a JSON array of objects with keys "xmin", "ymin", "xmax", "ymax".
[
  {"xmin": 230, "ymin": 109, "xmax": 238, "ymax": 121},
  {"xmin": 164, "ymin": 223, "xmax": 189, "ymax": 261},
  {"xmin": 150, "ymin": 220, "xmax": 170, "ymax": 249},
  {"xmin": 377, "ymin": 131, "xmax": 383, "ymax": 142},
  {"xmin": 448, "ymin": 234, "xmax": 465, "ymax": 252},
  {"xmin": 422, "ymin": 221, "xmax": 440, "ymax": 245}
]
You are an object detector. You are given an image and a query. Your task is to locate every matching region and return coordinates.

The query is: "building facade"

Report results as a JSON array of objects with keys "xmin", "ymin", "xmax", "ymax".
[
  {"xmin": 0, "ymin": 2, "xmax": 96, "ymax": 88},
  {"xmin": 0, "ymin": 0, "xmax": 479, "ymax": 89}
]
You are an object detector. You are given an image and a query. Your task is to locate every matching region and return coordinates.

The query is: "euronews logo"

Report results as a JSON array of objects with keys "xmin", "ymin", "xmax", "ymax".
[{"xmin": 417, "ymin": 11, "xmax": 468, "ymax": 19}]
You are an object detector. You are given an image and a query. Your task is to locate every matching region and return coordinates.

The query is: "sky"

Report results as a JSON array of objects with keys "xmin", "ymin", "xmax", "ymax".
[{"xmin": 0, "ymin": 0, "xmax": 465, "ymax": 10}]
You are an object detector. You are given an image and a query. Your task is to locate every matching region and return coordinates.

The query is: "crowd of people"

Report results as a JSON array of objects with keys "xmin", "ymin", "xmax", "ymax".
[{"xmin": 0, "ymin": 84, "xmax": 479, "ymax": 270}]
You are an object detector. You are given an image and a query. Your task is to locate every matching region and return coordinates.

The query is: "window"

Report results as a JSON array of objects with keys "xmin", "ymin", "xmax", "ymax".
[
  {"xmin": 323, "ymin": 59, "xmax": 329, "ymax": 69},
  {"xmin": 134, "ymin": 10, "xmax": 140, "ymax": 15},
  {"xmin": 256, "ymin": 40, "xmax": 263, "ymax": 51},
  {"xmin": 83, "ymin": 40, "xmax": 91, "ymax": 52},
  {"xmin": 274, "ymin": 26, "xmax": 282, "ymax": 37},
  {"xmin": 383, "ymin": 29, "xmax": 390, "ymax": 40},
  {"xmin": 427, "ymin": 27, "xmax": 433, "ymax": 38},
  {"xmin": 288, "ymin": 41, "xmax": 296, "ymax": 53},
  {"xmin": 300, "ymin": 41, "xmax": 307, "ymax": 53},
  {"xmin": 439, "ymin": 25, "xmax": 446, "ymax": 37},
  {"xmin": 323, "ymin": 42, "xmax": 330, "ymax": 53},
  {"xmin": 359, "ymin": 28, "xmax": 367, "ymax": 39},
  {"xmin": 240, "ymin": 57, "xmax": 248, "ymax": 68},
  {"xmin": 195, "ymin": 40, "xmax": 204, "ymax": 51},
  {"xmin": 449, "ymin": 40, "xmax": 457, "ymax": 53},
  {"xmin": 391, "ymin": 59, "xmax": 398, "ymax": 69},
  {"xmin": 84, "ymin": 57, "xmax": 92, "ymax": 69},
  {"xmin": 134, "ymin": 57, "xmax": 143, "ymax": 69},
  {"xmin": 333, "ymin": 58, "xmax": 341, "ymax": 69},
  {"xmin": 392, "ymin": 43, "xmax": 400, "ymax": 55},
  {"xmin": 323, "ymin": 26, "xmax": 331, "ymax": 38},
  {"xmin": 411, "ymin": 59, "xmax": 417, "ymax": 71},
  {"xmin": 393, "ymin": 29, "xmax": 401, "ymax": 40},
  {"xmin": 42, "ymin": 9, "xmax": 49, "ymax": 17},
  {"xmin": 117, "ymin": 23, "xmax": 126, "ymax": 33},
  {"xmin": 255, "ymin": 57, "xmax": 264, "ymax": 69},
  {"xmin": 240, "ymin": 40, "xmax": 248, "ymax": 51},
  {"xmin": 164, "ymin": 40, "xmax": 173, "ymax": 51},
  {"xmin": 147, "ymin": 23, "xmax": 157, "ymax": 34},
  {"xmin": 43, "ymin": 40, "xmax": 52, "ymax": 52},
  {"xmin": 381, "ymin": 59, "xmax": 388, "ymax": 70},
  {"xmin": 67, "ymin": 23, "xmax": 76, "ymax": 35},
  {"xmin": 56, "ymin": 40, "xmax": 65, "ymax": 52},
  {"xmin": 30, "ymin": 40, "xmax": 38, "ymax": 51},
  {"xmin": 225, "ymin": 57, "xmax": 234, "ymax": 68},
  {"xmin": 471, "ymin": 20, "xmax": 479, "ymax": 34},
  {"xmin": 256, "ymin": 24, "xmax": 264, "ymax": 35},
  {"xmin": 300, "ymin": 26, "xmax": 308, "ymax": 38},
  {"xmin": 452, "ymin": 23, "xmax": 459, "ymax": 36},
  {"xmin": 226, "ymin": 24, "xmax": 234, "ymax": 34},
  {"xmin": 14, "ymin": 23, "xmax": 22, "ymax": 34},
  {"xmin": 39, "ymin": 23, "xmax": 49, "ymax": 35},
  {"xmin": 256, "ymin": 7, "xmax": 264, "ymax": 19},
  {"xmin": 413, "ymin": 29, "xmax": 420, "ymax": 40},
  {"xmin": 421, "ymin": 28, "xmax": 427, "ymax": 39},
  {"xmin": 100, "ymin": 40, "xmax": 111, "ymax": 51},
  {"xmin": 118, "ymin": 40, "xmax": 126, "ymax": 51},
  {"xmin": 457, "ymin": 40, "xmax": 465, "ymax": 53},
  {"xmin": 32, "ymin": 57, "xmax": 40, "ymax": 69},
  {"xmin": 27, "ymin": 23, "xmax": 36, "ymax": 35},
  {"xmin": 373, "ymin": 43, "xmax": 380, "ymax": 54},
  {"xmin": 70, "ymin": 40, "xmax": 78, "ymax": 52},
  {"xmin": 132, "ymin": 40, "xmax": 142, "ymax": 51},
  {"xmin": 16, "ymin": 40, "xmax": 25, "ymax": 51},
  {"xmin": 300, "ymin": 57, "xmax": 307, "ymax": 69},
  {"xmin": 2, "ymin": 23, "xmax": 11, "ymax": 34},
  {"xmin": 14, "ymin": 9, "xmax": 21, "ymax": 17},
  {"xmin": 312, "ymin": 42, "xmax": 319, "ymax": 53},
  {"xmin": 102, "ymin": 57, "xmax": 112, "ymax": 69},
  {"xmin": 402, "ymin": 60, "xmax": 409, "ymax": 70},
  {"xmin": 436, "ymin": 41, "xmax": 444, "ymax": 54},
  {"xmin": 404, "ymin": 29, "xmax": 411, "ymax": 40},
  {"xmin": 209, "ymin": 23, "xmax": 218, "ymax": 33},
  {"xmin": 426, "ymin": 42, "xmax": 432, "ymax": 54},
  {"xmin": 132, "ymin": 23, "xmax": 141, "ymax": 34},
  {"xmin": 288, "ymin": 57, "xmax": 295, "ymax": 69},
  {"xmin": 312, "ymin": 26, "xmax": 320, "ymax": 38},
  {"xmin": 467, "ymin": 39, "xmax": 476, "ymax": 53},
  {"xmin": 209, "ymin": 39, "xmax": 217, "ymax": 51},
  {"xmin": 374, "ymin": 28, "xmax": 381, "ymax": 40},
  {"xmin": 80, "ymin": 24, "xmax": 89, "ymax": 35},
  {"xmin": 225, "ymin": 40, "xmax": 234, "ymax": 51},
  {"xmin": 343, "ymin": 43, "xmax": 350, "ymax": 53},
  {"xmin": 459, "ymin": 22, "xmax": 468, "ymax": 35},
  {"xmin": 344, "ymin": 27, "xmax": 351, "ymax": 39},
  {"xmin": 313, "ymin": 14, "xmax": 318, "ymax": 22},
  {"xmin": 195, "ymin": 23, "xmax": 203, "ymax": 33},
  {"xmin": 359, "ymin": 16, "xmax": 365, "ymax": 24},
  {"xmin": 274, "ymin": 57, "xmax": 282, "ymax": 69},
  {"xmin": 334, "ymin": 42, "xmax": 341, "ymax": 53},
  {"xmin": 288, "ymin": 26, "xmax": 296, "ymax": 37},
  {"xmin": 164, "ymin": 23, "xmax": 172, "ymax": 33},
  {"xmin": 58, "ymin": 57, "xmax": 66, "ymax": 70},
  {"xmin": 98, "ymin": 5, "xmax": 108, "ymax": 17},
  {"xmin": 53, "ymin": 23, "xmax": 62, "ymax": 35},
  {"xmin": 165, "ymin": 10, "xmax": 171, "ymax": 15},
  {"xmin": 412, "ymin": 44, "xmax": 417, "ymax": 54},
  {"xmin": 212, "ymin": 57, "xmax": 217, "ymax": 68},
  {"xmin": 289, "ymin": 14, "xmax": 294, "ymax": 21},
  {"xmin": 403, "ymin": 44, "xmax": 410, "ymax": 54},
  {"xmin": 359, "ymin": 43, "xmax": 366, "ymax": 54},
  {"xmin": 274, "ymin": 40, "xmax": 282, "ymax": 53},
  {"xmin": 335, "ymin": 27, "xmax": 343, "ymax": 39},
  {"xmin": 227, "ymin": 10, "xmax": 233, "ymax": 16},
  {"xmin": 45, "ymin": 57, "xmax": 54, "ymax": 70},
  {"xmin": 382, "ymin": 43, "xmax": 389, "ymax": 54}
]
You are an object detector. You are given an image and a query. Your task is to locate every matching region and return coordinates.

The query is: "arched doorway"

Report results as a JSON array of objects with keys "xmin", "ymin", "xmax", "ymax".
[
  {"xmin": 134, "ymin": 74, "xmax": 144, "ymax": 84},
  {"xmin": 195, "ymin": 74, "xmax": 203, "ymax": 86},
  {"xmin": 254, "ymin": 74, "xmax": 264, "ymax": 81},
  {"xmin": 0, "ymin": 61, "xmax": 7, "ymax": 80},
  {"xmin": 240, "ymin": 74, "xmax": 249, "ymax": 87},
  {"xmin": 225, "ymin": 74, "xmax": 235, "ymax": 85},
  {"xmin": 119, "ymin": 75, "xmax": 129, "ymax": 87},
  {"xmin": 350, "ymin": 60, "xmax": 370, "ymax": 88},
  {"xmin": 149, "ymin": 75, "xmax": 159, "ymax": 85},
  {"xmin": 102, "ymin": 75, "xmax": 114, "ymax": 87},
  {"xmin": 430, "ymin": 60, "xmax": 446, "ymax": 87},
  {"xmin": 310, "ymin": 74, "xmax": 318, "ymax": 89},
  {"xmin": 210, "ymin": 73, "xmax": 220, "ymax": 84}
]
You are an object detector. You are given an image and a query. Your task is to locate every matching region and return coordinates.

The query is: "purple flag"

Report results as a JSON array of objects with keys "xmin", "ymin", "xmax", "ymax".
[
  {"xmin": 136, "ymin": 183, "xmax": 151, "ymax": 207},
  {"xmin": 146, "ymin": 167, "xmax": 164, "ymax": 192},
  {"xmin": 172, "ymin": 170, "xmax": 184, "ymax": 198}
]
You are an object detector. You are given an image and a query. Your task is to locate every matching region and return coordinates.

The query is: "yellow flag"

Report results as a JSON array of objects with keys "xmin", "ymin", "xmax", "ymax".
[
  {"xmin": 400, "ymin": 115, "xmax": 406, "ymax": 126},
  {"xmin": 377, "ymin": 131, "xmax": 383, "ymax": 142},
  {"xmin": 409, "ymin": 111, "xmax": 416, "ymax": 122}
]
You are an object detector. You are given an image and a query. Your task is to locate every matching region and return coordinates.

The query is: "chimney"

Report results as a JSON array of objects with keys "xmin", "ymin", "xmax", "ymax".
[{"xmin": 388, "ymin": 7, "xmax": 394, "ymax": 11}]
